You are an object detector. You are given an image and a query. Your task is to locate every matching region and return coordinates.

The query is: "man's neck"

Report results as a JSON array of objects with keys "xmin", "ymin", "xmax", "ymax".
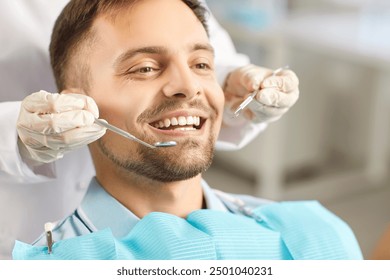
[{"xmin": 96, "ymin": 170, "xmax": 204, "ymax": 219}]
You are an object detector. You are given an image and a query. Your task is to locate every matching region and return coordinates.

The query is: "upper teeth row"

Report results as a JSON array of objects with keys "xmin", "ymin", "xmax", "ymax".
[{"xmin": 154, "ymin": 116, "xmax": 200, "ymax": 128}]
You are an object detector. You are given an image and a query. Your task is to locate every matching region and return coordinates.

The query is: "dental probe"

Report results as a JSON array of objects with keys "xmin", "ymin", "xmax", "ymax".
[
  {"xmin": 233, "ymin": 65, "xmax": 290, "ymax": 117},
  {"xmin": 94, "ymin": 118, "xmax": 177, "ymax": 148}
]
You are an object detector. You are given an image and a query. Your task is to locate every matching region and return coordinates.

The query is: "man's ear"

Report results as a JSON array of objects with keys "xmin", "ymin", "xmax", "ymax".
[{"xmin": 60, "ymin": 88, "xmax": 85, "ymax": 95}]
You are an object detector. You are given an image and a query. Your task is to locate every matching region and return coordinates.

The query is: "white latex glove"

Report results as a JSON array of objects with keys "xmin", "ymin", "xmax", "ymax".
[
  {"xmin": 17, "ymin": 90, "xmax": 106, "ymax": 163},
  {"xmin": 223, "ymin": 64, "xmax": 299, "ymax": 125}
]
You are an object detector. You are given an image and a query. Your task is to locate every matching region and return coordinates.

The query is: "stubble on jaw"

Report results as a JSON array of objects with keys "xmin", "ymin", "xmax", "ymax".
[{"xmin": 97, "ymin": 135, "xmax": 215, "ymax": 183}]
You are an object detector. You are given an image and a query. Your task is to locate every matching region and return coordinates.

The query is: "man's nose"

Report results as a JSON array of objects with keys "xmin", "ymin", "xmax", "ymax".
[{"xmin": 162, "ymin": 64, "xmax": 201, "ymax": 99}]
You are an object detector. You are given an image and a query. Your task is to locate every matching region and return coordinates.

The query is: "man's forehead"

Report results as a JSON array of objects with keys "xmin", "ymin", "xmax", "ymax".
[
  {"xmin": 91, "ymin": 0, "xmax": 209, "ymax": 56},
  {"xmin": 95, "ymin": 0, "xmax": 205, "ymax": 32}
]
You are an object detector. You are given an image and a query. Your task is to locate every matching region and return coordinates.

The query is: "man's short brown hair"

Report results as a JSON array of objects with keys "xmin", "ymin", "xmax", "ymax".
[{"xmin": 49, "ymin": 0, "xmax": 209, "ymax": 92}]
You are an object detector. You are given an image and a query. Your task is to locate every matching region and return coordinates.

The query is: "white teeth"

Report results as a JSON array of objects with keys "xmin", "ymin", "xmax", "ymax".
[
  {"xmin": 178, "ymin": 116, "xmax": 186, "ymax": 126},
  {"xmin": 174, "ymin": 127, "xmax": 196, "ymax": 131},
  {"xmin": 186, "ymin": 116, "xmax": 194, "ymax": 125},
  {"xmin": 195, "ymin": 117, "xmax": 200, "ymax": 126},
  {"xmin": 153, "ymin": 116, "xmax": 201, "ymax": 129}
]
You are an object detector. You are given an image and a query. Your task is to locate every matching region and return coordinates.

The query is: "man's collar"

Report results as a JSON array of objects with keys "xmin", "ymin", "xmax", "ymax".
[{"xmin": 77, "ymin": 177, "xmax": 228, "ymax": 237}]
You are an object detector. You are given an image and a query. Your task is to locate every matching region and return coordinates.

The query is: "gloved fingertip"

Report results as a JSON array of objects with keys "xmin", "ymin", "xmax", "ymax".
[
  {"xmin": 83, "ymin": 111, "xmax": 98, "ymax": 125},
  {"xmin": 37, "ymin": 90, "xmax": 52, "ymax": 96},
  {"xmin": 84, "ymin": 95, "xmax": 100, "ymax": 118},
  {"xmin": 93, "ymin": 123, "xmax": 107, "ymax": 133},
  {"xmin": 261, "ymin": 76, "xmax": 280, "ymax": 88},
  {"xmin": 256, "ymin": 89, "xmax": 281, "ymax": 107}
]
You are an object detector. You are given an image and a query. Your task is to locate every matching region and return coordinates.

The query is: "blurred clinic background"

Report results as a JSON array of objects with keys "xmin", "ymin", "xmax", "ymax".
[{"xmin": 204, "ymin": 0, "xmax": 390, "ymax": 258}]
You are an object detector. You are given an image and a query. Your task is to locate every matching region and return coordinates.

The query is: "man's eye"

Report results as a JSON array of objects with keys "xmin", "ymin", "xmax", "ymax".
[
  {"xmin": 196, "ymin": 63, "xmax": 209, "ymax": 70},
  {"xmin": 121, "ymin": 64, "xmax": 160, "ymax": 80},
  {"xmin": 138, "ymin": 67, "xmax": 154, "ymax": 73}
]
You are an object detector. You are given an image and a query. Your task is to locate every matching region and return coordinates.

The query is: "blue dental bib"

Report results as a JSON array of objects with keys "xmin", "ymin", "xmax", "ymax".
[{"xmin": 13, "ymin": 201, "xmax": 363, "ymax": 260}]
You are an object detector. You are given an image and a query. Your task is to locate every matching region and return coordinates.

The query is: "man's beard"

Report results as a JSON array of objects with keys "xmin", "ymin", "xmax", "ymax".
[
  {"xmin": 98, "ymin": 98, "xmax": 220, "ymax": 182},
  {"xmin": 97, "ymin": 135, "xmax": 216, "ymax": 182}
]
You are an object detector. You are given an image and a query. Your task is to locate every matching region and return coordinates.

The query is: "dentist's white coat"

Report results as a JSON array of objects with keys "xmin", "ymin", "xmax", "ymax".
[{"xmin": 0, "ymin": 0, "xmax": 266, "ymax": 259}]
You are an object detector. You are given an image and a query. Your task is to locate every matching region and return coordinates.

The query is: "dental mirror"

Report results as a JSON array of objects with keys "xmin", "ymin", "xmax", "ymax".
[{"xmin": 94, "ymin": 118, "xmax": 177, "ymax": 149}]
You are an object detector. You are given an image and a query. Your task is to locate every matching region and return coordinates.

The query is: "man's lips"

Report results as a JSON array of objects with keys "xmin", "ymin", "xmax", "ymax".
[{"xmin": 149, "ymin": 115, "xmax": 205, "ymax": 131}]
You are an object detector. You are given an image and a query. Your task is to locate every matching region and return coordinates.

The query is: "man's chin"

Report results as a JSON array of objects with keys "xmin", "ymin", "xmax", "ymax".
[
  {"xmin": 142, "ymin": 166, "xmax": 204, "ymax": 183},
  {"xmin": 136, "ymin": 150, "xmax": 214, "ymax": 182},
  {"xmin": 131, "ymin": 145, "xmax": 214, "ymax": 182}
]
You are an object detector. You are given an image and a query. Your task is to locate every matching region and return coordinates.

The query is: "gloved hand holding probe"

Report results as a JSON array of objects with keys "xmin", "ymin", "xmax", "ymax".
[
  {"xmin": 223, "ymin": 64, "xmax": 299, "ymax": 125},
  {"xmin": 17, "ymin": 90, "xmax": 106, "ymax": 163}
]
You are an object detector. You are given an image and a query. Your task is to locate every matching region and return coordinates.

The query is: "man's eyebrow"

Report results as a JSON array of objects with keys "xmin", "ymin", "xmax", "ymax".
[
  {"xmin": 192, "ymin": 43, "xmax": 215, "ymax": 56},
  {"xmin": 113, "ymin": 46, "xmax": 167, "ymax": 68},
  {"xmin": 113, "ymin": 43, "xmax": 215, "ymax": 68}
]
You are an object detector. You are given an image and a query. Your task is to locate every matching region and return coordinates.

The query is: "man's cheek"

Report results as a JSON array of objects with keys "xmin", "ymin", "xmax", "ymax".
[{"xmin": 215, "ymin": 88, "xmax": 225, "ymax": 113}]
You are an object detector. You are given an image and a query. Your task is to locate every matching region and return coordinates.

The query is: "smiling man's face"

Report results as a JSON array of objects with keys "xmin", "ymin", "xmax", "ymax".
[{"xmin": 84, "ymin": 0, "xmax": 224, "ymax": 182}]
